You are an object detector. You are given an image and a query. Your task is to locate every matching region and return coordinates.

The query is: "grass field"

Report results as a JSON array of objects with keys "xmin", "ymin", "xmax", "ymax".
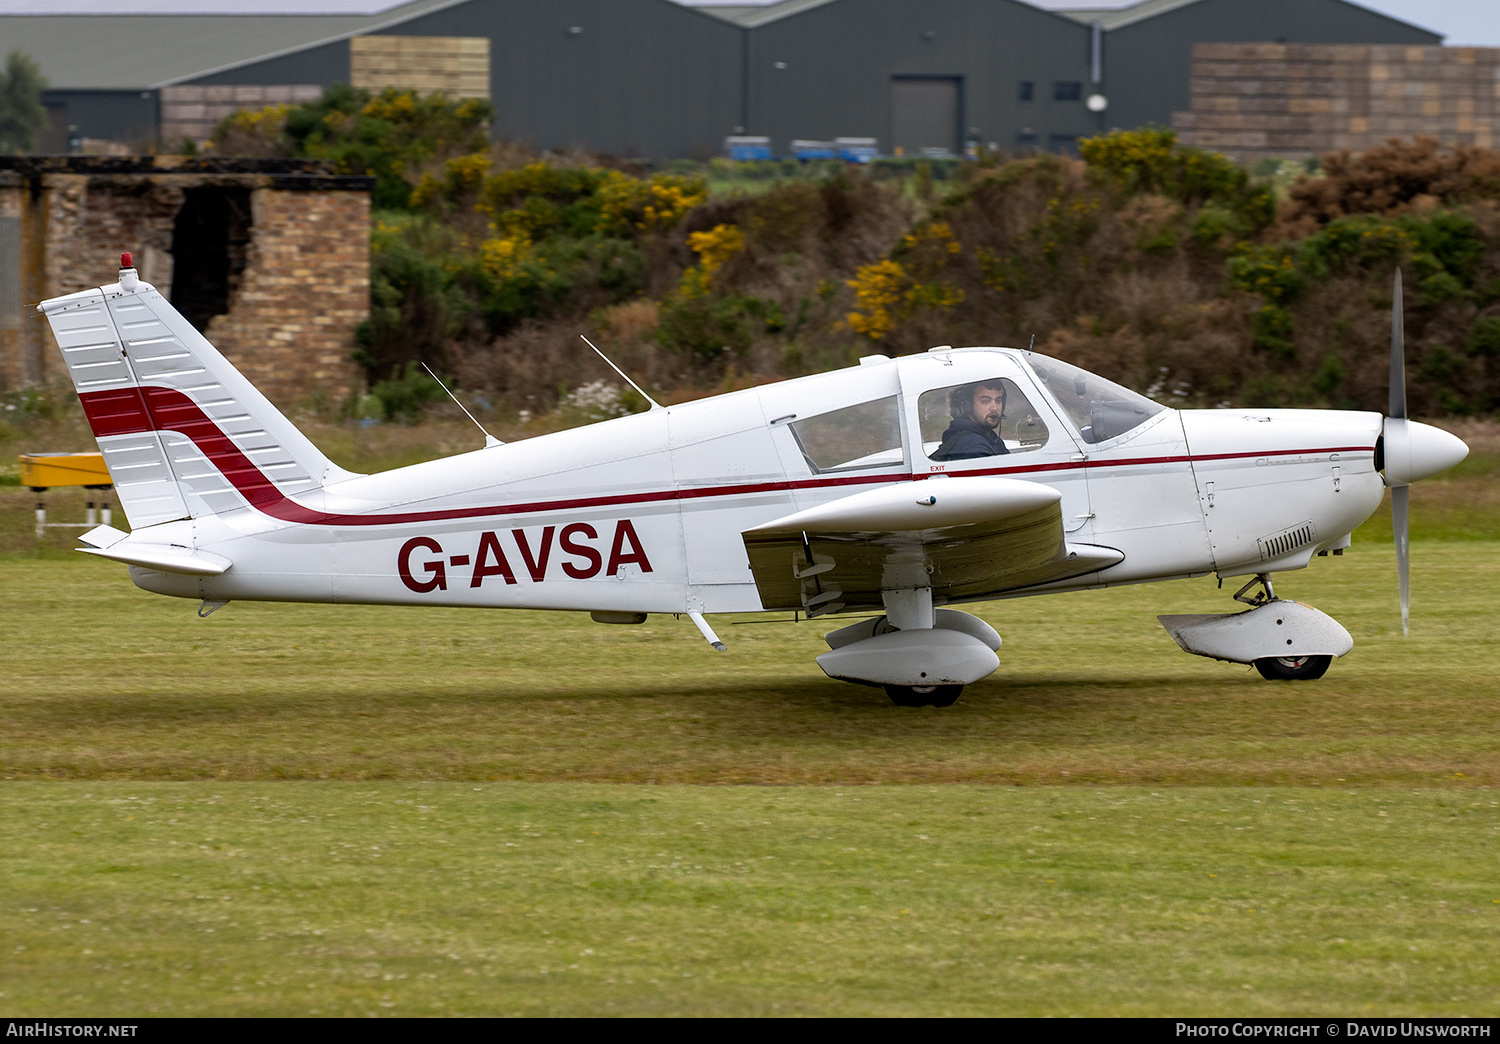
[
  {"xmin": 1, "ymin": 537, "xmax": 1497, "ymax": 1015},
  {"xmin": 2, "ymin": 784, "xmax": 1495, "ymax": 1016},
  {"xmin": 1, "ymin": 417, "xmax": 1496, "ymax": 1015}
]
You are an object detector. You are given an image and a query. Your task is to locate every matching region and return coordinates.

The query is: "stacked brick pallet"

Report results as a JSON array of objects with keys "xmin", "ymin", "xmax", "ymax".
[
  {"xmin": 1173, "ymin": 43, "xmax": 1500, "ymax": 163},
  {"xmin": 350, "ymin": 36, "xmax": 491, "ymax": 101},
  {"xmin": 160, "ymin": 85, "xmax": 325, "ymax": 148}
]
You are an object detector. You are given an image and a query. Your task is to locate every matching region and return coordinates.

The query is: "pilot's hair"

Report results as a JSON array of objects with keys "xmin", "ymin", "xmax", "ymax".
[{"xmin": 949, "ymin": 380, "xmax": 1007, "ymax": 420}]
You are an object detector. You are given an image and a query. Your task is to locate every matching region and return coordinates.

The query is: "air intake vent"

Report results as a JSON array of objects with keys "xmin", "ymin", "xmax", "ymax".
[{"xmin": 1258, "ymin": 520, "xmax": 1316, "ymax": 561}]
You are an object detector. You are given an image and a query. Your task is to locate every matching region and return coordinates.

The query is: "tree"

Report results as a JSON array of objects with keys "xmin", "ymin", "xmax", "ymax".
[{"xmin": 0, "ymin": 50, "xmax": 48, "ymax": 154}]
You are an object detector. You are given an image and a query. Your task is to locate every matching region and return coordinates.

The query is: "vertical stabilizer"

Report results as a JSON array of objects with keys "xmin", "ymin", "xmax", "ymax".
[{"xmin": 39, "ymin": 256, "xmax": 357, "ymax": 528}]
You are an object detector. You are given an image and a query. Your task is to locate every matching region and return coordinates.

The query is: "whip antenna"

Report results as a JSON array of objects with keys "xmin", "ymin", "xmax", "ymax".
[
  {"xmin": 580, "ymin": 335, "xmax": 663, "ymax": 411},
  {"xmin": 419, "ymin": 362, "xmax": 502, "ymax": 447}
]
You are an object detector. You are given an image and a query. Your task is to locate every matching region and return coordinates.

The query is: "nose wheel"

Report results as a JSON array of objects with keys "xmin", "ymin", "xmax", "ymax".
[
  {"xmin": 884, "ymin": 684, "xmax": 963, "ymax": 707},
  {"xmin": 1253, "ymin": 655, "xmax": 1332, "ymax": 681}
]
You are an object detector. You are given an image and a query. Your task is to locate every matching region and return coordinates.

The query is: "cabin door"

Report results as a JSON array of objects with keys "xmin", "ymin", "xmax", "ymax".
[{"xmin": 897, "ymin": 351, "xmax": 1095, "ymax": 543}]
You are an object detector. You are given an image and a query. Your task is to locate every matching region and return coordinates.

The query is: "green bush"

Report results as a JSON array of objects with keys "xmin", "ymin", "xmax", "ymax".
[
  {"xmin": 655, "ymin": 294, "xmax": 784, "ymax": 359},
  {"xmin": 1250, "ymin": 304, "xmax": 1297, "ymax": 360},
  {"xmin": 368, "ymin": 362, "xmax": 451, "ymax": 425},
  {"xmin": 1081, "ymin": 127, "xmax": 1274, "ymax": 238},
  {"xmin": 1467, "ymin": 316, "xmax": 1500, "ymax": 357},
  {"xmin": 287, "ymin": 85, "xmax": 492, "ymax": 210},
  {"xmin": 356, "ymin": 220, "xmax": 471, "ymax": 381}
]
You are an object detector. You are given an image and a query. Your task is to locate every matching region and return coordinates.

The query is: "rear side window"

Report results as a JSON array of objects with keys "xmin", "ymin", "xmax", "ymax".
[{"xmin": 789, "ymin": 396, "xmax": 903, "ymax": 472}]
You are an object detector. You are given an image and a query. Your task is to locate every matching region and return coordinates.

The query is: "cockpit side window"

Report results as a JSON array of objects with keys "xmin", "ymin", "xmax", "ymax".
[
  {"xmin": 1026, "ymin": 354, "xmax": 1164, "ymax": 444},
  {"xmin": 788, "ymin": 395, "xmax": 904, "ymax": 472},
  {"xmin": 918, "ymin": 378, "xmax": 1049, "ymax": 460}
]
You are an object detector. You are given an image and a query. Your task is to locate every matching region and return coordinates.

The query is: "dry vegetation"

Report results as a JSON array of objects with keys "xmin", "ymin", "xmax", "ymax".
[{"xmin": 390, "ymin": 133, "xmax": 1500, "ymax": 424}]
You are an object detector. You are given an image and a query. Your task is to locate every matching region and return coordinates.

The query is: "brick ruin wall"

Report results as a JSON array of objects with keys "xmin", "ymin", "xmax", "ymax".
[
  {"xmin": 0, "ymin": 161, "xmax": 369, "ymax": 407},
  {"xmin": 205, "ymin": 189, "xmax": 369, "ymax": 404},
  {"xmin": 0, "ymin": 179, "xmax": 24, "ymax": 388},
  {"xmin": 1173, "ymin": 43, "xmax": 1500, "ymax": 164}
]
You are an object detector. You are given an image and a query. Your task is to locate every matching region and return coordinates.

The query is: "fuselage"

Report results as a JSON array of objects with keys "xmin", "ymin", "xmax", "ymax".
[{"xmin": 127, "ymin": 348, "xmax": 1388, "ymax": 615}]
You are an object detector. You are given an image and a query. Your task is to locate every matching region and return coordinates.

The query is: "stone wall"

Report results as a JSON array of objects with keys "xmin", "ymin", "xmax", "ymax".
[
  {"xmin": 1173, "ymin": 43, "xmax": 1500, "ymax": 163},
  {"xmin": 205, "ymin": 188, "xmax": 370, "ymax": 404},
  {"xmin": 0, "ymin": 157, "xmax": 371, "ymax": 407},
  {"xmin": 0, "ymin": 176, "xmax": 26, "ymax": 388}
]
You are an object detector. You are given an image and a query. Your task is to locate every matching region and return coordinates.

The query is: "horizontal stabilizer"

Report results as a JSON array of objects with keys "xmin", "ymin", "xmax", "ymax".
[
  {"xmin": 79, "ymin": 524, "xmax": 130, "ymax": 550},
  {"xmin": 78, "ymin": 543, "xmax": 232, "ymax": 576}
]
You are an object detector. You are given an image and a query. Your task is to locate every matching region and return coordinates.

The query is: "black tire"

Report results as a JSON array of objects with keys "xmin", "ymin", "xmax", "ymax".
[
  {"xmin": 1253, "ymin": 655, "xmax": 1332, "ymax": 681},
  {"xmin": 884, "ymin": 684, "xmax": 963, "ymax": 707}
]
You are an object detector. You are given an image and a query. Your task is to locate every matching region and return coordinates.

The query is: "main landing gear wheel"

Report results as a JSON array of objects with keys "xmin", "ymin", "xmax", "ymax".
[
  {"xmin": 884, "ymin": 684, "xmax": 963, "ymax": 707},
  {"xmin": 1253, "ymin": 655, "xmax": 1332, "ymax": 681}
]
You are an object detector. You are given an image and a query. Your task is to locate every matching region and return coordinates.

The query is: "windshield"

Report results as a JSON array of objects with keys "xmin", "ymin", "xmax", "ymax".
[{"xmin": 1026, "ymin": 354, "xmax": 1164, "ymax": 444}]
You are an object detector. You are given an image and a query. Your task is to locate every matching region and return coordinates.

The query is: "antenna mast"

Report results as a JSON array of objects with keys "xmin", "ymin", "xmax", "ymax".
[
  {"xmin": 419, "ymin": 362, "xmax": 502, "ymax": 447},
  {"xmin": 580, "ymin": 335, "xmax": 663, "ymax": 411}
]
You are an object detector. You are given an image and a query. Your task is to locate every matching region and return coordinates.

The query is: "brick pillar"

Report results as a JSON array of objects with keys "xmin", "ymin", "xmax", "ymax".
[
  {"xmin": 0, "ymin": 173, "xmax": 21, "ymax": 389},
  {"xmin": 206, "ymin": 187, "xmax": 370, "ymax": 408}
]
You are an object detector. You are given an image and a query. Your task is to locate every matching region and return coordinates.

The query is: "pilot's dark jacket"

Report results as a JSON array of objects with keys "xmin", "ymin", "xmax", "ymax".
[{"xmin": 933, "ymin": 417, "xmax": 1009, "ymax": 460}]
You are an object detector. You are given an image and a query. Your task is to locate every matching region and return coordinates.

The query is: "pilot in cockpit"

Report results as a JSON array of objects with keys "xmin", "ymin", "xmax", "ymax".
[{"xmin": 932, "ymin": 381, "xmax": 1011, "ymax": 460}]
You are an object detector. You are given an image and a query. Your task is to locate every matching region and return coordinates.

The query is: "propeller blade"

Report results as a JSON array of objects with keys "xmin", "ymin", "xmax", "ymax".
[
  {"xmin": 1392, "ymin": 483, "xmax": 1410, "ymax": 637},
  {"xmin": 1390, "ymin": 268, "xmax": 1406, "ymax": 420}
]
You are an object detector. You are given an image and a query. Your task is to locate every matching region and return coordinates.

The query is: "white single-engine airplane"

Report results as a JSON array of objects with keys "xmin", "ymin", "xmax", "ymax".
[{"xmin": 40, "ymin": 255, "xmax": 1467, "ymax": 705}]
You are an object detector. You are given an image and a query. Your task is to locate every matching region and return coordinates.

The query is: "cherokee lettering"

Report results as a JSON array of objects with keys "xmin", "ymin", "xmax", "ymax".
[{"xmin": 398, "ymin": 536, "xmax": 447, "ymax": 593}]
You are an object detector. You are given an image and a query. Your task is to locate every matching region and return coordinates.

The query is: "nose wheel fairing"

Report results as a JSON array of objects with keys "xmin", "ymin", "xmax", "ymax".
[{"xmin": 1157, "ymin": 599, "xmax": 1353, "ymax": 667}]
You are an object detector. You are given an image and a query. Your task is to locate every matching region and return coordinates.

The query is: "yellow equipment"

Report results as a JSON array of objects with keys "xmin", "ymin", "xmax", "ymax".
[
  {"xmin": 19, "ymin": 452, "xmax": 112, "ymax": 489},
  {"xmin": 17, "ymin": 452, "xmax": 114, "ymax": 540}
]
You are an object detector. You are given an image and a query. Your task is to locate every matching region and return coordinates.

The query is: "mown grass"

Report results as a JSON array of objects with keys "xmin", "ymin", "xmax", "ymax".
[
  {"xmin": 0, "ymin": 424, "xmax": 1495, "ymax": 1015},
  {"xmin": 1, "ymin": 541, "xmax": 1496, "ymax": 785},
  {"xmin": 1, "ymin": 784, "xmax": 1495, "ymax": 1016}
]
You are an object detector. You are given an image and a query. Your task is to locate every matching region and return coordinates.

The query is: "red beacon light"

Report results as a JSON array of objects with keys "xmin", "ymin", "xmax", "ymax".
[{"xmin": 117, "ymin": 251, "xmax": 140, "ymax": 291}]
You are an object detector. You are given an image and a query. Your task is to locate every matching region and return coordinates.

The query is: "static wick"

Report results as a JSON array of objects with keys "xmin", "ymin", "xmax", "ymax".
[
  {"xmin": 419, "ymin": 362, "xmax": 502, "ymax": 447},
  {"xmin": 580, "ymin": 335, "xmax": 663, "ymax": 411}
]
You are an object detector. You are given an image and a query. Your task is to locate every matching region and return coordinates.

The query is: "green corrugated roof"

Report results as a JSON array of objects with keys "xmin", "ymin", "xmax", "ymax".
[
  {"xmin": 4, "ymin": 0, "xmax": 1441, "ymax": 91},
  {"xmin": 0, "ymin": 0, "xmax": 466, "ymax": 89}
]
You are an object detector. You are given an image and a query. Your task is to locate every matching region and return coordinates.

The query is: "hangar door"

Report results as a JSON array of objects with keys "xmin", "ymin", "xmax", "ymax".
[{"xmin": 891, "ymin": 77, "xmax": 960, "ymax": 157}]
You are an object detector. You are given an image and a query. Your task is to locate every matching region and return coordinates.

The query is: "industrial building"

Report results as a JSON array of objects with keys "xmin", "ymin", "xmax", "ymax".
[{"xmin": 2, "ymin": 0, "xmax": 1440, "ymax": 159}]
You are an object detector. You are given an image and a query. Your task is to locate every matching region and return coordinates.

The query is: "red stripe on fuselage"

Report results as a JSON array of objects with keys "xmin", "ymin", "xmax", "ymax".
[{"xmin": 79, "ymin": 387, "xmax": 1376, "ymax": 527}]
